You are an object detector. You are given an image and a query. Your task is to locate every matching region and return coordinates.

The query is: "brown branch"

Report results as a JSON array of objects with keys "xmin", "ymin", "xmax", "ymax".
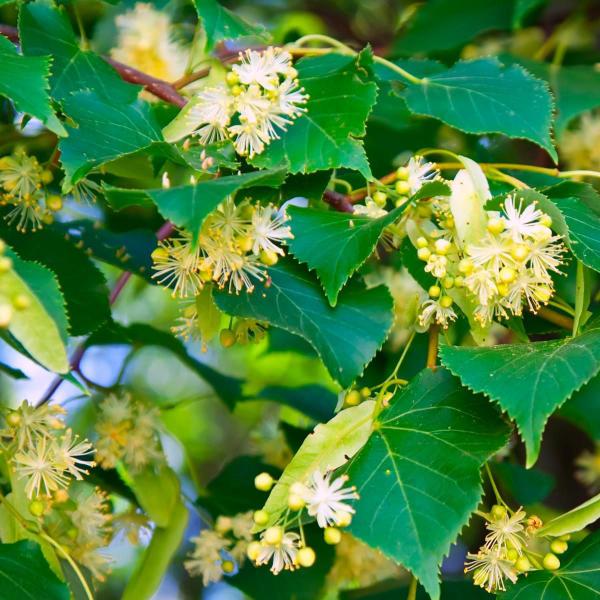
[
  {"xmin": 0, "ymin": 24, "xmax": 18, "ymax": 43},
  {"xmin": 323, "ymin": 189, "xmax": 354, "ymax": 213},
  {"xmin": 426, "ymin": 325, "xmax": 439, "ymax": 370},
  {"xmin": 537, "ymin": 306, "xmax": 574, "ymax": 331}
]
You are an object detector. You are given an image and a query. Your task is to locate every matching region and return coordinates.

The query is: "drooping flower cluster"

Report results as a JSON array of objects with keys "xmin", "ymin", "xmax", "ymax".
[
  {"xmin": 560, "ymin": 111, "xmax": 600, "ymax": 170},
  {"xmin": 94, "ymin": 391, "xmax": 164, "ymax": 473},
  {"xmin": 247, "ymin": 469, "xmax": 359, "ymax": 575},
  {"xmin": 0, "ymin": 149, "xmax": 62, "ymax": 231},
  {"xmin": 407, "ymin": 170, "xmax": 565, "ymax": 328},
  {"xmin": 575, "ymin": 443, "xmax": 600, "ymax": 493},
  {"xmin": 152, "ymin": 197, "xmax": 293, "ymax": 298},
  {"xmin": 1, "ymin": 400, "xmax": 95, "ymax": 499},
  {"xmin": 187, "ymin": 47, "xmax": 308, "ymax": 157},
  {"xmin": 111, "ymin": 2, "xmax": 188, "ymax": 82},
  {"xmin": 464, "ymin": 503, "xmax": 569, "ymax": 594},
  {"xmin": 185, "ymin": 511, "xmax": 254, "ymax": 586}
]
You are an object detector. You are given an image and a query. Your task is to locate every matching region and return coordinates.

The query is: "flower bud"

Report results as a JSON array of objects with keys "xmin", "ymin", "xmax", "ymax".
[
  {"xmin": 345, "ymin": 390, "xmax": 361, "ymax": 406},
  {"xmin": 253, "ymin": 510, "xmax": 269, "ymax": 526},
  {"xmin": 0, "ymin": 304, "xmax": 13, "ymax": 328},
  {"xmin": 13, "ymin": 294, "xmax": 30, "ymax": 310},
  {"xmin": 264, "ymin": 526, "xmax": 283, "ymax": 545},
  {"xmin": 543, "ymin": 553, "xmax": 560, "ymax": 571},
  {"xmin": 324, "ymin": 527, "xmax": 342, "ymax": 545},
  {"xmin": 550, "ymin": 540, "xmax": 568, "ymax": 554},
  {"xmin": 491, "ymin": 504, "xmax": 508, "ymax": 520},
  {"xmin": 335, "ymin": 511, "xmax": 352, "ymax": 527},
  {"xmin": 41, "ymin": 169, "xmax": 54, "ymax": 184},
  {"xmin": 29, "ymin": 500, "xmax": 45, "ymax": 517},
  {"xmin": 222, "ymin": 560, "xmax": 235, "ymax": 574},
  {"xmin": 428, "ymin": 285, "xmax": 441, "ymax": 298},
  {"xmin": 260, "ymin": 250, "xmax": 279, "ymax": 266},
  {"xmin": 288, "ymin": 493, "xmax": 305, "ymax": 511},
  {"xmin": 439, "ymin": 296, "xmax": 453, "ymax": 308},
  {"xmin": 396, "ymin": 166, "xmax": 409, "ymax": 180},
  {"xmin": 254, "ymin": 472, "xmax": 274, "ymax": 491},
  {"xmin": 499, "ymin": 267, "xmax": 516, "ymax": 283},
  {"xmin": 46, "ymin": 195, "xmax": 63, "ymax": 212},
  {"xmin": 442, "ymin": 277, "xmax": 454, "ymax": 289},
  {"xmin": 487, "ymin": 217, "xmax": 505, "ymax": 234},
  {"xmin": 373, "ymin": 191, "xmax": 387, "ymax": 207},
  {"xmin": 226, "ymin": 71, "xmax": 240, "ymax": 85},
  {"xmin": 534, "ymin": 286, "xmax": 552, "ymax": 303},
  {"xmin": 434, "ymin": 239, "xmax": 451, "ymax": 255},
  {"xmin": 416, "ymin": 237, "xmax": 429, "ymax": 249},
  {"xmin": 296, "ymin": 546, "xmax": 316, "ymax": 567},
  {"xmin": 454, "ymin": 276, "xmax": 464, "ymax": 288},
  {"xmin": 540, "ymin": 214, "xmax": 552, "ymax": 228},
  {"xmin": 247, "ymin": 541, "xmax": 262, "ymax": 561},
  {"xmin": 395, "ymin": 181, "xmax": 410, "ymax": 196},
  {"xmin": 515, "ymin": 556, "xmax": 531, "ymax": 572},
  {"xmin": 215, "ymin": 516, "xmax": 233, "ymax": 534},
  {"xmin": 417, "ymin": 247, "xmax": 431, "ymax": 261},
  {"xmin": 458, "ymin": 258, "xmax": 473, "ymax": 274},
  {"xmin": 511, "ymin": 244, "xmax": 529, "ymax": 261}
]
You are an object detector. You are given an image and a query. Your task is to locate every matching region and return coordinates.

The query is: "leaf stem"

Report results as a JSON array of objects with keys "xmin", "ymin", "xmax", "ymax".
[
  {"xmin": 407, "ymin": 575, "xmax": 418, "ymax": 600},
  {"xmin": 426, "ymin": 325, "xmax": 439, "ymax": 370},
  {"xmin": 537, "ymin": 306, "xmax": 574, "ymax": 331},
  {"xmin": 485, "ymin": 463, "xmax": 508, "ymax": 508}
]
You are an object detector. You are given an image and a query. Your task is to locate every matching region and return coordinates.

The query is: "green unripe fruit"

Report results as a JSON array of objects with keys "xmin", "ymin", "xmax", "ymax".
[
  {"xmin": 550, "ymin": 540, "xmax": 568, "ymax": 554},
  {"xmin": 515, "ymin": 556, "xmax": 531, "ymax": 572},
  {"xmin": 543, "ymin": 553, "xmax": 560, "ymax": 571},
  {"xmin": 29, "ymin": 500, "xmax": 44, "ymax": 517},
  {"xmin": 297, "ymin": 546, "xmax": 316, "ymax": 567},
  {"xmin": 254, "ymin": 472, "xmax": 274, "ymax": 491},
  {"xmin": 253, "ymin": 510, "xmax": 269, "ymax": 526},
  {"xmin": 491, "ymin": 504, "xmax": 508, "ymax": 520},
  {"xmin": 220, "ymin": 328, "xmax": 236, "ymax": 348},
  {"xmin": 324, "ymin": 527, "xmax": 342, "ymax": 545},
  {"xmin": 345, "ymin": 390, "xmax": 361, "ymax": 406}
]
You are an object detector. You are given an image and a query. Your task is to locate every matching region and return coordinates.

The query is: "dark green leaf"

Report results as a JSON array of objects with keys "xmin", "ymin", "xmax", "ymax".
[
  {"xmin": 193, "ymin": 0, "xmax": 268, "ymax": 50},
  {"xmin": 86, "ymin": 322, "xmax": 243, "ymax": 407},
  {"xmin": 251, "ymin": 54, "xmax": 378, "ymax": 178},
  {"xmin": 0, "ymin": 361, "xmax": 27, "ymax": 380},
  {"xmin": 0, "ymin": 36, "xmax": 64, "ymax": 135},
  {"xmin": 560, "ymin": 374, "xmax": 600, "ymax": 439},
  {"xmin": 347, "ymin": 368, "xmax": 509, "ymax": 600},
  {"xmin": 0, "ymin": 540, "xmax": 69, "ymax": 600},
  {"xmin": 501, "ymin": 529, "xmax": 600, "ymax": 599},
  {"xmin": 440, "ymin": 328, "xmax": 600, "ymax": 467},
  {"xmin": 401, "ymin": 58, "xmax": 556, "ymax": 162},
  {"xmin": 258, "ymin": 384, "xmax": 337, "ymax": 422},
  {"xmin": 492, "ymin": 462, "xmax": 555, "ymax": 505},
  {"xmin": 214, "ymin": 260, "xmax": 394, "ymax": 387}
]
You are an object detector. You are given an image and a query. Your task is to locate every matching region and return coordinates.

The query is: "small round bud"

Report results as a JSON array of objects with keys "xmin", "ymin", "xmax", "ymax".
[
  {"xmin": 360, "ymin": 387, "xmax": 371, "ymax": 398},
  {"xmin": 230, "ymin": 84, "xmax": 242, "ymax": 96},
  {"xmin": 540, "ymin": 214, "xmax": 552, "ymax": 228},
  {"xmin": 220, "ymin": 328, "xmax": 236, "ymax": 348},
  {"xmin": 416, "ymin": 237, "xmax": 429, "ymax": 249},
  {"xmin": 515, "ymin": 556, "xmax": 531, "ymax": 572},
  {"xmin": 527, "ymin": 515, "xmax": 543, "ymax": 531},
  {"xmin": 511, "ymin": 244, "xmax": 529, "ymax": 261},
  {"xmin": 54, "ymin": 489, "xmax": 69, "ymax": 503},
  {"xmin": 345, "ymin": 390, "xmax": 361, "ymax": 406},
  {"xmin": 296, "ymin": 546, "xmax": 316, "ymax": 567},
  {"xmin": 226, "ymin": 71, "xmax": 239, "ymax": 85},
  {"xmin": 255, "ymin": 472, "xmax": 274, "ymax": 492},
  {"xmin": 487, "ymin": 217, "xmax": 505, "ymax": 234},
  {"xmin": 373, "ymin": 191, "xmax": 387, "ymax": 207},
  {"xmin": 0, "ymin": 256, "xmax": 13, "ymax": 272},
  {"xmin": 434, "ymin": 239, "xmax": 451, "ymax": 255},
  {"xmin": 215, "ymin": 516, "xmax": 233, "ymax": 534},
  {"xmin": 458, "ymin": 258, "xmax": 473, "ymax": 274},
  {"xmin": 247, "ymin": 541, "xmax": 262, "ymax": 561},
  {"xmin": 6, "ymin": 411, "xmax": 21, "ymax": 427},
  {"xmin": 41, "ymin": 170, "xmax": 54, "ymax": 184},
  {"xmin": 395, "ymin": 181, "xmax": 410, "ymax": 196},
  {"xmin": 550, "ymin": 540, "xmax": 568, "ymax": 554},
  {"xmin": 199, "ymin": 268, "xmax": 213, "ymax": 282},
  {"xmin": 416, "ymin": 204, "xmax": 431, "ymax": 218},
  {"xmin": 395, "ymin": 196, "xmax": 408, "ymax": 208},
  {"xmin": 417, "ymin": 247, "xmax": 431, "ymax": 261},
  {"xmin": 237, "ymin": 236, "xmax": 253, "ymax": 253},
  {"xmin": 543, "ymin": 553, "xmax": 560, "ymax": 571},
  {"xmin": 534, "ymin": 286, "xmax": 552, "ymax": 303},
  {"xmin": 29, "ymin": 500, "xmax": 45, "ymax": 517},
  {"xmin": 335, "ymin": 511, "xmax": 352, "ymax": 527},
  {"xmin": 535, "ymin": 225, "xmax": 552, "ymax": 240},
  {"xmin": 0, "ymin": 304, "xmax": 13, "ymax": 328},
  {"xmin": 12, "ymin": 294, "xmax": 30, "ymax": 310},
  {"xmin": 559, "ymin": 534, "xmax": 571, "ymax": 541},
  {"xmin": 288, "ymin": 493, "xmax": 305, "ymax": 511},
  {"xmin": 67, "ymin": 527, "xmax": 78, "ymax": 540},
  {"xmin": 442, "ymin": 277, "xmax": 454, "ymax": 289},
  {"xmin": 324, "ymin": 527, "xmax": 342, "ymax": 545},
  {"xmin": 264, "ymin": 526, "xmax": 283, "ymax": 545},
  {"xmin": 506, "ymin": 548, "xmax": 519, "ymax": 562},
  {"xmin": 499, "ymin": 267, "xmax": 516, "ymax": 283},
  {"xmin": 396, "ymin": 166, "xmax": 409, "ymax": 180},
  {"xmin": 46, "ymin": 195, "xmax": 63, "ymax": 212},
  {"xmin": 428, "ymin": 285, "xmax": 441, "ymax": 299},
  {"xmin": 454, "ymin": 276, "xmax": 464, "ymax": 288},
  {"xmin": 260, "ymin": 250, "xmax": 279, "ymax": 266},
  {"xmin": 222, "ymin": 560, "xmax": 235, "ymax": 574},
  {"xmin": 290, "ymin": 482, "xmax": 307, "ymax": 496},
  {"xmin": 253, "ymin": 510, "xmax": 269, "ymax": 526},
  {"xmin": 491, "ymin": 504, "xmax": 508, "ymax": 520},
  {"xmin": 439, "ymin": 296, "xmax": 453, "ymax": 308}
]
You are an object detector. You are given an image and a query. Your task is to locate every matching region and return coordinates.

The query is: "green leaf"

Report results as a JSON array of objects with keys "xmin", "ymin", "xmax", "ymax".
[
  {"xmin": 513, "ymin": 0, "xmax": 547, "ymax": 27},
  {"xmin": 439, "ymin": 328, "xmax": 600, "ymax": 467},
  {"xmin": 492, "ymin": 462, "xmax": 555, "ymax": 506},
  {"xmin": 128, "ymin": 466, "xmax": 180, "ymax": 528},
  {"xmin": 0, "ymin": 249, "xmax": 69, "ymax": 373},
  {"xmin": 501, "ymin": 529, "xmax": 600, "ymax": 599},
  {"xmin": 393, "ymin": 0, "xmax": 514, "ymax": 54},
  {"xmin": 540, "ymin": 182, "xmax": 600, "ymax": 273},
  {"xmin": 401, "ymin": 58, "xmax": 557, "ymax": 162},
  {"xmin": 193, "ymin": 0, "xmax": 268, "ymax": 51},
  {"xmin": 122, "ymin": 500, "xmax": 188, "ymax": 600},
  {"xmin": 214, "ymin": 260, "xmax": 394, "ymax": 387},
  {"xmin": 539, "ymin": 493, "xmax": 600, "ymax": 537},
  {"xmin": 105, "ymin": 168, "xmax": 287, "ymax": 237},
  {"xmin": 251, "ymin": 54, "xmax": 378, "ymax": 178},
  {"xmin": 0, "ymin": 227, "xmax": 110, "ymax": 336},
  {"xmin": 86, "ymin": 322, "xmax": 243, "ymax": 407},
  {"xmin": 258, "ymin": 401, "xmax": 375, "ymax": 529},
  {"xmin": 258, "ymin": 384, "xmax": 337, "ymax": 422},
  {"xmin": 346, "ymin": 368, "xmax": 509, "ymax": 600},
  {"xmin": 0, "ymin": 540, "xmax": 69, "ymax": 600},
  {"xmin": 0, "ymin": 36, "xmax": 64, "ymax": 135},
  {"xmin": 287, "ymin": 182, "xmax": 449, "ymax": 306},
  {"xmin": 560, "ymin": 374, "xmax": 600, "ymax": 439},
  {"xmin": 0, "ymin": 361, "xmax": 27, "ymax": 379}
]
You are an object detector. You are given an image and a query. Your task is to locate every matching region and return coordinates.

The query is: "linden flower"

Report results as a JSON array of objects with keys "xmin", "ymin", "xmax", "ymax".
[
  {"xmin": 354, "ymin": 200, "xmax": 388, "ymax": 219},
  {"xmin": 484, "ymin": 508, "xmax": 527, "ymax": 554},
  {"xmin": 250, "ymin": 204, "xmax": 293, "ymax": 256},
  {"xmin": 302, "ymin": 470, "xmax": 358, "ymax": 528},
  {"xmin": 70, "ymin": 488, "xmax": 112, "ymax": 542},
  {"xmin": 2, "ymin": 400, "xmax": 65, "ymax": 451},
  {"xmin": 185, "ymin": 529, "xmax": 229, "ymax": 586},
  {"xmin": 233, "ymin": 48, "xmax": 294, "ymax": 89},
  {"xmin": 52, "ymin": 429, "xmax": 96, "ymax": 480},
  {"xmin": 464, "ymin": 547, "xmax": 518, "ymax": 593},
  {"xmin": 503, "ymin": 195, "xmax": 545, "ymax": 242},
  {"xmin": 418, "ymin": 298, "xmax": 457, "ymax": 329},
  {"xmin": 111, "ymin": 3, "xmax": 188, "ymax": 82},
  {"xmin": 406, "ymin": 156, "xmax": 439, "ymax": 194},
  {"xmin": 560, "ymin": 111, "xmax": 600, "ymax": 170},
  {"xmin": 256, "ymin": 530, "xmax": 301, "ymax": 574},
  {"xmin": 188, "ymin": 87, "xmax": 234, "ymax": 145}
]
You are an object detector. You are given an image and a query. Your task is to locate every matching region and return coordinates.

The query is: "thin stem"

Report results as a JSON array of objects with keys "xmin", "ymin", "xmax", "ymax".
[
  {"xmin": 485, "ymin": 463, "xmax": 507, "ymax": 508},
  {"xmin": 559, "ymin": 170, "xmax": 600, "ymax": 180},
  {"xmin": 407, "ymin": 575, "xmax": 418, "ymax": 600},
  {"xmin": 40, "ymin": 532, "xmax": 94, "ymax": 600},
  {"xmin": 426, "ymin": 325, "xmax": 439, "ymax": 370},
  {"xmin": 537, "ymin": 306, "xmax": 574, "ymax": 331},
  {"xmin": 172, "ymin": 66, "xmax": 211, "ymax": 89}
]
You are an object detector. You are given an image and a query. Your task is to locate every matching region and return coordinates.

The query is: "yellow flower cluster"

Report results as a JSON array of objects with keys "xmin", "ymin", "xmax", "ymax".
[{"xmin": 0, "ymin": 149, "xmax": 62, "ymax": 231}]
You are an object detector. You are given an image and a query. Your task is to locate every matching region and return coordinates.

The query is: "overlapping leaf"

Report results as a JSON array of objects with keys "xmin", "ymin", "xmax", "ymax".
[
  {"xmin": 401, "ymin": 58, "xmax": 557, "ymax": 161},
  {"xmin": 501, "ymin": 529, "xmax": 600, "ymax": 599},
  {"xmin": 214, "ymin": 260, "xmax": 394, "ymax": 387},
  {"xmin": 347, "ymin": 368, "xmax": 509, "ymax": 600},
  {"xmin": 251, "ymin": 53, "xmax": 378, "ymax": 178},
  {"xmin": 440, "ymin": 327, "xmax": 600, "ymax": 467}
]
